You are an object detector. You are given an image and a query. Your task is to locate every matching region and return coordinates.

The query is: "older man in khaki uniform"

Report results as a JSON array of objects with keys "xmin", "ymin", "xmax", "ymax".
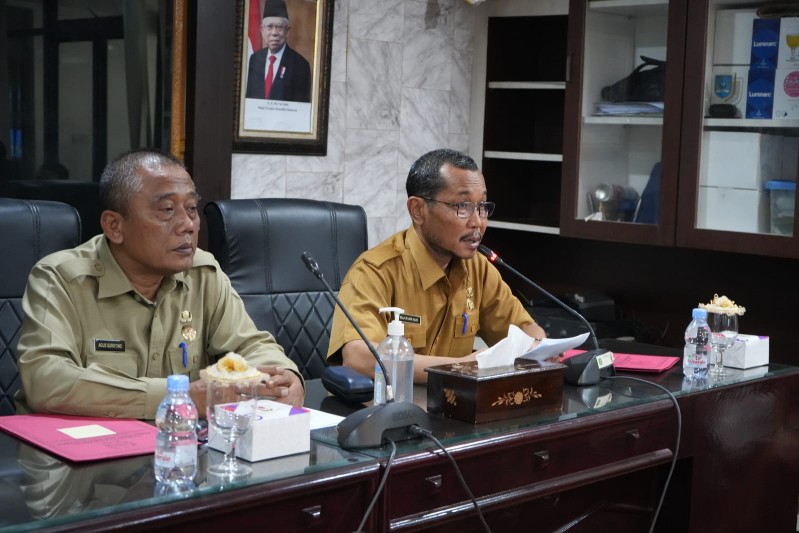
[
  {"xmin": 327, "ymin": 148, "xmax": 546, "ymax": 383},
  {"xmin": 15, "ymin": 149, "xmax": 303, "ymax": 419}
]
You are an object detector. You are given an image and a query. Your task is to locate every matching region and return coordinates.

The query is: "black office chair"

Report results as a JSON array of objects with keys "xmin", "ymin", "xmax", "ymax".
[
  {"xmin": 204, "ymin": 198, "xmax": 368, "ymax": 379},
  {"xmin": 0, "ymin": 198, "xmax": 82, "ymax": 415}
]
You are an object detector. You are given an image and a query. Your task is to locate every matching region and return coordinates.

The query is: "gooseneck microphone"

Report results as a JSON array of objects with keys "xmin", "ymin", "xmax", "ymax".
[
  {"xmin": 477, "ymin": 245, "xmax": 615, "ymax": 386},
  {"xmin": 301, "ymin": 252, "xmax": 431, "ymax": 448},
  {"xmin": 301, "ymin": 252, "xmax": 392, "ymax": 395}
]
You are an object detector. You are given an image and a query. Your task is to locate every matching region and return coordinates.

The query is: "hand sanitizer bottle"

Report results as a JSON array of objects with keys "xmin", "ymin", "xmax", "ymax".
[{"xmin": 374, "ymin": 307, "xmax": 414, "ymax": 404}]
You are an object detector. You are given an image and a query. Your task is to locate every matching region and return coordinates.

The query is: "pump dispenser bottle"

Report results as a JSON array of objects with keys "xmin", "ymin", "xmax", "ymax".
[{"xmin": 374, "ymin": 307, "xmax": 414, "ymax": 404}]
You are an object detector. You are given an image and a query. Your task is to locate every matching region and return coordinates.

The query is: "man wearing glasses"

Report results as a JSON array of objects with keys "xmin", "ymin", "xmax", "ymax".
[
  {"xmin": 245, "ymin": 0, "xmax": 311, "ymax": 102},
  {"xmin": 327, "ymin": 148, "xmax": 546, "ymax": 383}
]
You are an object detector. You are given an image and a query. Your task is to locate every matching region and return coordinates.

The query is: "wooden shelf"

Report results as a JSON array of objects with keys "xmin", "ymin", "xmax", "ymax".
[
  {"xmin": 485, "ymin": 150, "xmax": 563, "ymax": 162},
  {"xmin": 489, "ymin": 220, "xmax": 561, "ymax": 234},
  {"xmin": 704, "ymin": 118, "xmax": 799, "ymax": 129},
  {"xmin": 584, "ymin": 115, "xmax": 663, "ymax": 126},
  {"xmin": 588, "ymin": 0, "xmax": 668, "ymax": 17},
  {"xmin": 488, "ymin": 81, "xmax": 566, "ymax": 90}
]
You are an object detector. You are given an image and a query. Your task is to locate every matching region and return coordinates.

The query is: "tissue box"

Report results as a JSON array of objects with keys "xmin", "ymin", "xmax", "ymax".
[
  {"xmin": 208, "ymin": 400, "xmax": 310, "ymax": 462},
  {"xmin": 722, "ymin": 334, "xmax": 770, "ymax": 369},
  {"xmin": 426, "ymin": 359, "xmax": 565, "ymax": 424}
]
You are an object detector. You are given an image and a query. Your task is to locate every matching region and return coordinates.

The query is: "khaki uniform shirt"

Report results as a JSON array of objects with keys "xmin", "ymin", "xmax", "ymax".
[
  {"xmin": 327, "ymin": 226, "xmax": 536, "ymax": 362},
  {"xmin": 15, "ymin": 235, "xmax": 299, "ymax": 419}
]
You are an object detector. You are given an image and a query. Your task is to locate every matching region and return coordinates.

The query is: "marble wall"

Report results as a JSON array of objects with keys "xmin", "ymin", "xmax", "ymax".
[{"xmin": 231, "ymin": 0, "xmax": 476, "ymax": 247}]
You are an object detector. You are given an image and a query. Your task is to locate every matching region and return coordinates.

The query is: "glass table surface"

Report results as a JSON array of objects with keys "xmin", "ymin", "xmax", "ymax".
[
  {"xmin": 1, "ymin": 363, "xmax": 795, "ymax": 530},
  {"xmin": 311, "ymin": 363, "xmax": 799, "ymax": 458}
]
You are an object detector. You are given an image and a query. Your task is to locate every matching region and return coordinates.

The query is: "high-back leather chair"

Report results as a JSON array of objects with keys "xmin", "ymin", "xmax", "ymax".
[
  {"xmin": 0, "ymin": 198, "xmax": 82, "ymax": 414},
  {"xmin": 204, "ymin": 198, "xmax": 368, "ymax": 379}
]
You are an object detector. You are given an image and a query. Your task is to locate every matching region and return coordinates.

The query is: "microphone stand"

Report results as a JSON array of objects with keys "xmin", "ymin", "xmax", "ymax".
[
  {"xmin": 477, "ymin": 245, "xmax": 615, "ymax": 386},
  {"xmin": 301, "ymin": 252, "xmax": 430, "ymax": 448}
]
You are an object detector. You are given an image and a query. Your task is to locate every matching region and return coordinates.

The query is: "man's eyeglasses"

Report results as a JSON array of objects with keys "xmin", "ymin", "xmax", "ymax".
[
  {"xmin": 419, "ymin": 197, "xmax": 496, "ymax": 219},
  {"xmin": 261, "ymin": 23, "xmax": 288, "ymax": 33}
]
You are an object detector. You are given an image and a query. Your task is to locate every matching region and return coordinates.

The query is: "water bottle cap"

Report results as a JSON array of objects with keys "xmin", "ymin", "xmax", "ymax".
[
  {"xmin": 692, "ymin": 308, "xmax": 707, "ymax": 320},
  {"xmin": 166, "ymin": 374, "xmax": 190, "ymax": 392}
]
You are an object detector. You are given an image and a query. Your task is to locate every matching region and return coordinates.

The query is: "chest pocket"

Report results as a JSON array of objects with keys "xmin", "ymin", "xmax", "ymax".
[
  {"xmin": 403, "ymin": 320, "xmax": 427, "ymax": 353},
  {"xmin": 168, "ymin": 345, "xmax": 201, "ymax": 381},
  {"xmin": 451, "ymin": 309, "xmax": 480, "ymax": 356}
]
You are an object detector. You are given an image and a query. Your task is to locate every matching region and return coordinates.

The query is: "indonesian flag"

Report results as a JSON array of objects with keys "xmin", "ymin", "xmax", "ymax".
[{"xmin": 247, "ymin": 0, "xmax": 262, "ymax": 58}]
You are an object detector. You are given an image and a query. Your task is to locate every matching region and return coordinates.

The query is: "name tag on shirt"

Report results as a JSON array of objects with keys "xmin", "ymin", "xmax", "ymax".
[
  {"xmin": 399, "ymin": 314, "xmax": 421, "ymax": 325},
  {"xmin": 94, "ymin": 339, "xmax": 126, "ymax": 352}
]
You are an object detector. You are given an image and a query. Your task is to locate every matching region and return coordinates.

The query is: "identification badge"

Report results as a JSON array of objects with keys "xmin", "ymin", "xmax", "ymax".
[
  {"xmin": 399, "ymin": 313, "xmax": 421, "ymax": 325},
  {"xmin": 94, "ymin": 339, "xmax": 125, "ymax": 352}
]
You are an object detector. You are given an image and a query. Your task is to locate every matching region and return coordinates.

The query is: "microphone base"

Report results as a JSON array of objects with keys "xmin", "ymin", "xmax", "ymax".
[
  {"xmin": 563, "ymin": 349, "xmax": 615, "ymax": 386},
  {"xmin": 336, "ymin": 401, "xmax": 431, "ymax": 449}
]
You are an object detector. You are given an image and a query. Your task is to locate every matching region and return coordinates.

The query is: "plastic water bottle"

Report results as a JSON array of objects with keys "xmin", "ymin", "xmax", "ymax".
[
  {"xmin": 374, "ymin": 307, "xmax": 414, "ymax": 404},
  {"xmin": 154, "ymin": 374, "xmax": 198, "ymax": 486},
  {"xmin": 683, "ymin": 308, "xmax": 711, "ymax": 379}
]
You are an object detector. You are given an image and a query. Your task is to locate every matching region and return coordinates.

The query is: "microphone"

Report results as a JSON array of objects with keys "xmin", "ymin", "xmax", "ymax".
[
  {"xmin": 301, "ymin": 252, "xmax": 431, "ymax": 448},
  {"xmin": 477, "ymin": 245, "xmax": 615, "ymax": 386}
]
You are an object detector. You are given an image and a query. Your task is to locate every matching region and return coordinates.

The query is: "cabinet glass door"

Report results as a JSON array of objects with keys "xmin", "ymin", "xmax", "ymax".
[
  {"xmin": 677, "ymin": 0, "xmax": 799, "ymax": 257},
  {"xmin": 561, "ymin": 0, "xmax": 686, "ymax": 245}
]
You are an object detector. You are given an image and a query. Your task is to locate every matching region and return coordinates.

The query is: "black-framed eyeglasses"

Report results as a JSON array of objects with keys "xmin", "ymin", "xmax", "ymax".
[{"xmin": 419, "ymin": 197, "xmax": 496, "ymax": 219}]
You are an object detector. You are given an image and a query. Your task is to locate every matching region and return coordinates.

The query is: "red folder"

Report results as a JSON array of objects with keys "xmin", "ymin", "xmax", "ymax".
[
  {"xmin": 0, "ymin": 414, "xmax": 157, "ymax": 462},
  {"xmin": 563, "ymin": 350, "xmax": 679, "ymax": 373}
]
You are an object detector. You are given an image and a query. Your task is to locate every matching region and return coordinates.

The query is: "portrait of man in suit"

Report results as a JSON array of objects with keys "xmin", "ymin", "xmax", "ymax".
[{"xmin": 245, "ymin": 0, "xmax": 312, "ymax": 103}]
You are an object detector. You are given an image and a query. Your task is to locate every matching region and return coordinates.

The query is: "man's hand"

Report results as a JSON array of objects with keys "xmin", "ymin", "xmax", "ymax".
[{"xmin": 257, "ymin": 366, "xmax": 305, "ymax": 407}]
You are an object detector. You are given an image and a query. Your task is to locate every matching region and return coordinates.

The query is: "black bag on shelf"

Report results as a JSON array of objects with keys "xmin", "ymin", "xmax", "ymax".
[{"xmin": 601, "ymin": 56, "xmax": 666, "ymax": 102}]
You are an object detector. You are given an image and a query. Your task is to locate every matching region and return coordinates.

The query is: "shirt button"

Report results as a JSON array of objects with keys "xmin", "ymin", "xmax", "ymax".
[
  {"xmin": 407, "ymin": 335, "xmax": 412, "ymax": 343},
  {"xmin": 94, "ymin": 263, "xmax": 102, "ymax": 272},
  {"xmin": 151, "ymin": 353, "xmax": 158, "ymax": 360},
  {"xmin": 193, "ymin": 355, "xmax": 199, "ymax": 364}
]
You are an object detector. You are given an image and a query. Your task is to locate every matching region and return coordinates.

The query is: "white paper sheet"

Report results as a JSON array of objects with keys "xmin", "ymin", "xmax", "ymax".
[
  {"xmin": 476, "ymin": 325, "xmax": 590, "ymax": 369},
  {"xmin": 518, "ymin": 333, "xmax": 590, "ymax": 362}
]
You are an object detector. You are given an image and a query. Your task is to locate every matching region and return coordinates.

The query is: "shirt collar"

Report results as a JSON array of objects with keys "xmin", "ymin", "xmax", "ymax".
[
  {"xmin": 406, "ymin": 226, "xmax": 467, "ymax": 291},
  {"xmin": 96, "ymin": 237, "xmax": 191, "ymax": 299}
]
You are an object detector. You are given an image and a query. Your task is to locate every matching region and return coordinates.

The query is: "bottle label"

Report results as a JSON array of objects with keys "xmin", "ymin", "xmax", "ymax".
[
  {"xmin": 374, "ymin": 366, "xmax": 385, "ymax": 405},
  {"xmin": 155, "ymin": 448, "xmax": 176, "ymax": 469},
  {"xmin": 155, "ymin": 441, "xmax": 197, "ymax": 469}
]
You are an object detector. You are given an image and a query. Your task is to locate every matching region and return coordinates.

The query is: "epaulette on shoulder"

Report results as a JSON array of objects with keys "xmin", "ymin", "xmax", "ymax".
[
  {"xmin": 362, "ymin": 242, "xmax": 403, "ymax": 268},
  {"xmin": 57, "ymin": 257, "xmax": 103, "ymax": 281}
]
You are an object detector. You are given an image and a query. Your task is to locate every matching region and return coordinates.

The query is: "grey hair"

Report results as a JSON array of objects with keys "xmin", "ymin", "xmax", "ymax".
[{"xmin": 99, "ymin": 149, "xmax": 186, "ymax": 216}]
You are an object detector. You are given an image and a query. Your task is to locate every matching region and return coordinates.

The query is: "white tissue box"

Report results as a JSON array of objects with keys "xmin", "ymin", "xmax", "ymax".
[
  {"xmin": 208, "ymin": 399, "xmax": 310, "ymax": 462},
  {"xmin": 722, "ymin": 334, "xmax": 769, "ymax": 369}
]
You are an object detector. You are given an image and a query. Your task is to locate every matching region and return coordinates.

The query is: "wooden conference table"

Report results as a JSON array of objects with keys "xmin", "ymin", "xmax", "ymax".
[{"xmin": 0, "ymin": 363, "xmax": 797, "ymax": 533}]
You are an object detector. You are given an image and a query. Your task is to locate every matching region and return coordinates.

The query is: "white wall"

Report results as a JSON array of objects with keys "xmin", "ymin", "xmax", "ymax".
[{"xmin": 231, "ymin": 0, "xmax": 478, "ymax": 247}]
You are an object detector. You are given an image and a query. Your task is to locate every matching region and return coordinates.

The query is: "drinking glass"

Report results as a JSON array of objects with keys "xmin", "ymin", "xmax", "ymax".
[
  {"xmin": 206, "ymin": 380, "xmax": 257, "ymax": 478},
  {"xmin": 708, "ymin": 312, "xmax": 738, "ymax": 378},
  {"xmin": 787, "ymin": 33, "xmax": 799, "ymax": 61}
]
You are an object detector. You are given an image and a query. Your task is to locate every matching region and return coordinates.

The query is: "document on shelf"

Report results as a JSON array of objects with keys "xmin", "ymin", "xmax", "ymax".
[{"xmin": 0, "ymin": 414, "xmax": 157, "ymax": 462}]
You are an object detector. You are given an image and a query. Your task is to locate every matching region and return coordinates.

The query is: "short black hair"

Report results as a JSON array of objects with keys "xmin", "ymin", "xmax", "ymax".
[
  {"xmin": 405, "ymin": 148, "xmax": 478, "ymax": 199},
  {"xmin": 99, "ymin": 148, "xmax": 186, "ymax": 215}
]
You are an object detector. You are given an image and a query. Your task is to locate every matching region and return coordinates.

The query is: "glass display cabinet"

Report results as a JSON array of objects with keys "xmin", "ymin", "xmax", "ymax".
[
  {"xmin": 562, "ymin": 0, "xmax": 799, "ymax": 257},
  {"xmin": 677, "ymin": 0, "xmax": 799, "ymax": 257},
  {"xmin": 561, "ymin": 0, "xmax": 687, "ymax": 246}
]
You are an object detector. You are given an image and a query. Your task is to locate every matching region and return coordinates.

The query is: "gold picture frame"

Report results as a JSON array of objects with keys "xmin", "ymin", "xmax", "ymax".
[{"xmin": 231, "ymin": 0, "xmax": 334, "ymax": 155}]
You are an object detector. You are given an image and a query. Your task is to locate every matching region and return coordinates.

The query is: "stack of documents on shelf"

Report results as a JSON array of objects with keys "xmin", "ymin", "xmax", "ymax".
[{"xmin": 594, "ymin": 102, "xmax": 664, "ymax": 116}]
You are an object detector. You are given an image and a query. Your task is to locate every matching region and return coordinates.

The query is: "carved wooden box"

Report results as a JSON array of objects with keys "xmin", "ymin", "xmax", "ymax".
[{"xmin": 425, "ymin": 359, "xmax": 565, "ymax": 423}]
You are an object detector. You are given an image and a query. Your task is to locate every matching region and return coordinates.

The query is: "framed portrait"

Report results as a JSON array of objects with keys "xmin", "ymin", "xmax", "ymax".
[{"xmin": 232, "ymin": 0, "xmax": 334, "ymax": 155}]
